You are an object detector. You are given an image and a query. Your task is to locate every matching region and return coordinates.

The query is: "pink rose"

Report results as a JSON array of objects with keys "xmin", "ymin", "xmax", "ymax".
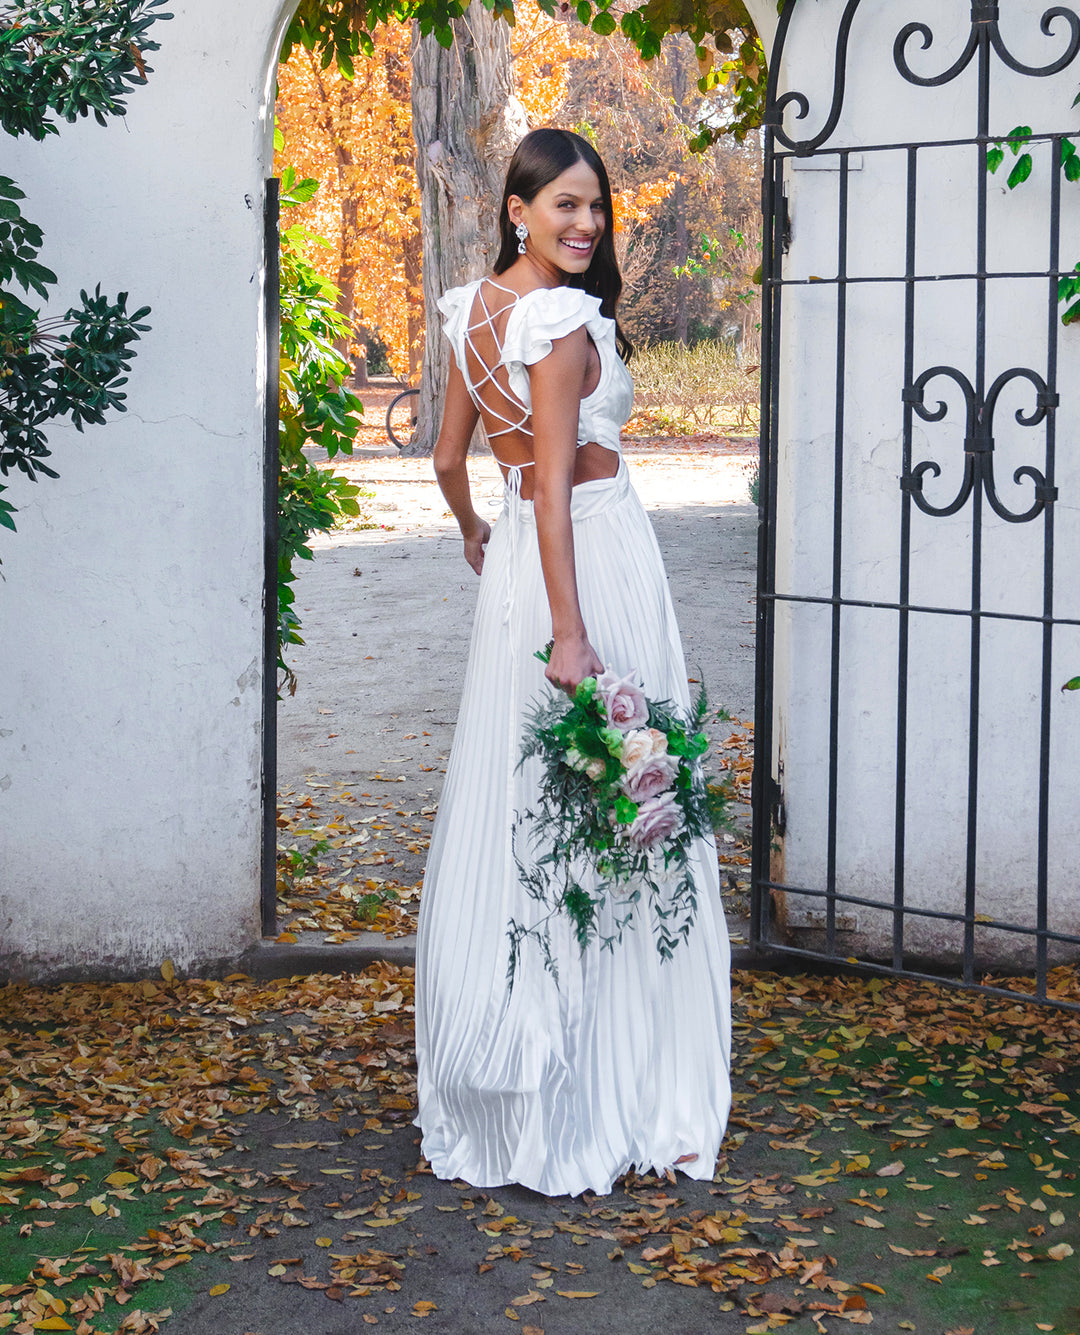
[
  {"xmin": 627, "ymin": 792, "xmax": 684, "ymax": 849},
  {"xmin": 597, "ymin": 668, "xmax": 648, "ymax": 732},
  {"xmin": 620, "ymin": 750, "xmax": 679, "ymax": 802}
]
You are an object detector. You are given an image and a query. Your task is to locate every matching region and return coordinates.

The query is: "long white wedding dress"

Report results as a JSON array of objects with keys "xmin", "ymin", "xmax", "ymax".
[{"xmin": 414, "ymin": 279, "xmax": 731, "ymax": 1197}]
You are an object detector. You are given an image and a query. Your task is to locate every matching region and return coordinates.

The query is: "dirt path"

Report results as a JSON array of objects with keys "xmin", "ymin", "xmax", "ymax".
[{"xmin": 276, "ymin": 430, "xmax": 759, "ymax": 945}]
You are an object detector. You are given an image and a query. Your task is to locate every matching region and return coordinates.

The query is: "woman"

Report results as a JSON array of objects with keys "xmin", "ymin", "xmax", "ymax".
[{"xmin": 415, "ymin": 128, "xmax": 731, "ymax": 1197}]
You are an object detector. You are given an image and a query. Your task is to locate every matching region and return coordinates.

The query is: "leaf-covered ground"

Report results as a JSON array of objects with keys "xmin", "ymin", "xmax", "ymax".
[
  {"xmin": 2, "ymin": 964, "xmax": 1078, "ymax": 1334},
  {"xmin": 274, "ymin": 716, "xmax": 756, "ymax": 946}
]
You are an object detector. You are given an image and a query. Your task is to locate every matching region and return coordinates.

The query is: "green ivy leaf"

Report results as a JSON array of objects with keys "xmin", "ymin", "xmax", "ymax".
[
  {"xmin": 986, "ymin": 146, "xmax": 1004, "ymax": 174},
  {"xmin": 591, "ymin": 11, "xmax": 616, "ymax": 34},
  {"xmin": 1007, "ymin": 153, "xmax": 1033, "ymax": 189},
  {"xmin": 1006, "ymin": 124, "xmax": 1033, "ymax": 154},
  {"xmin": 1062, "ymin": 676, "xmax": 1080, "ymax": 691}
]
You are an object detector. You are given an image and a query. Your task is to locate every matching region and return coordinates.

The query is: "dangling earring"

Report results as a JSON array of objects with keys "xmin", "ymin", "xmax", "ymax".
[{"xmin": 515, "ymin": 221, "xmax": 529, "ymax": 255}]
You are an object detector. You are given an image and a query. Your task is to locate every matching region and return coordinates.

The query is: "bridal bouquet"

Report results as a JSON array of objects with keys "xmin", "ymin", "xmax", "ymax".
[{"xmin": 508, "ymin": 655, "xmax": 711, "ymax": 984}]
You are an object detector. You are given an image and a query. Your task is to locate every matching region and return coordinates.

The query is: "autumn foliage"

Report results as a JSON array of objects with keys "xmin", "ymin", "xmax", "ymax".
[
  {"xmin": 273, "ymin": 4, "xmax": 762, "ymax": 377},
  {"xmin": 275, "ymin": 23, "xmax": 421, "ymax": 381}
]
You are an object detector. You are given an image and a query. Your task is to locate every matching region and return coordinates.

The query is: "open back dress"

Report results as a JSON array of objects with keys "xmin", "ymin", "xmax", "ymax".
[{"xmin": 414, "ymin": 278, "xmax": 731, "ymax": 1197}]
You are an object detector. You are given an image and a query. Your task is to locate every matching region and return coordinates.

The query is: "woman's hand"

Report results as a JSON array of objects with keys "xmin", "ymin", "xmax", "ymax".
[
  {"xmin": 546, "ymin": 633, "xmax": 604, "ymax": 697},
  {"xmin": 462, "ymin": 519, "xmax": 491, "ymax": 575}
]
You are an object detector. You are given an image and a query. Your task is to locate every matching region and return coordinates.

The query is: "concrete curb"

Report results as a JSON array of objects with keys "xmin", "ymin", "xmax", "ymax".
[{"xmin": 229, "ymin": 937, "xmax": 791, "ymax": 980}]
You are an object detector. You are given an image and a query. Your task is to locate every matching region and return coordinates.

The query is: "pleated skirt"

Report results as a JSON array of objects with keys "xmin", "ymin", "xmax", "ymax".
[{"xmin": 414, "ymin": 457, "xmax": 731, "ymax": 1197}]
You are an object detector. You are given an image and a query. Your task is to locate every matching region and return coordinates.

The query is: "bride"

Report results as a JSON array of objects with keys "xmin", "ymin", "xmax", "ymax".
[{"xmin": 414, "ymin": 128, "xmax": 731, "ymax": 1197}]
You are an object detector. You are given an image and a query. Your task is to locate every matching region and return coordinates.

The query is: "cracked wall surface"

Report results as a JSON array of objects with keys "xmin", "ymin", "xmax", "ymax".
[{"xmin": 0, "ymin": 0, "xmax": 301, "ymax": 980}]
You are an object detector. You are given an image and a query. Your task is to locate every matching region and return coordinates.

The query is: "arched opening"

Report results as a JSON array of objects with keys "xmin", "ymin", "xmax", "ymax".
[{"xmin": 264, "ymin": 9, "xmax": 767, "ymax": 966}]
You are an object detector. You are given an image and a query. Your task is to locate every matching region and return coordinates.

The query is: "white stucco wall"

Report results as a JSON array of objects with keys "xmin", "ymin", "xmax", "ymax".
[
  {"xmin": 762, "ymin": 0, "xmax": 1080, "ymax": 965},
  {"xmin": 0, "ymin": 0, "xmax": 297, "ymax": 979}
]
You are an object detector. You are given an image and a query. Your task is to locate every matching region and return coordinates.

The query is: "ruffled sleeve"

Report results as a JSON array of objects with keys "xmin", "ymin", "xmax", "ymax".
[
  {"xmin": 436, "ymin": 281, "xmax": 478, "ymax": 370},
  {"xmin": 499, "ymin": 285, "xmax": 611, "ymax": 369}
]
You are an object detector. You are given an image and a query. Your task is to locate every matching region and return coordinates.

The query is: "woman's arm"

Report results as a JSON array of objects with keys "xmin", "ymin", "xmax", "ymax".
[
  {"xmin": 529, "ymin": 327, "xmax": 604, "ymax": 694},
  {"xmin": 433, "ymin": 356, "xmax": 490, "ymax": 575}
]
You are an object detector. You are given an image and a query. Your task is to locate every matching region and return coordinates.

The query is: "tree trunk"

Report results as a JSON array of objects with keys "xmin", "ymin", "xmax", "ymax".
[
  {"xmin": 671, "ymin": 45, "xmax": 689, "ymax": 347},
  {"xmin": 330, "ymin": 78, "xmax": 366, "ymax": 385},
  {"xmin": 386, "ymin": 39, "xmax": 423, "ymax": 386},
  {"xmin": 407, "ymin": 5, "xmax": 528, "ymax": 456},
  {"xmin": 403, "ymin": 229, "xmax": 423, "ymax": 384},
  {"xmin": 674, "ymin": 177, "xmax": 689, "ymax": 346}
]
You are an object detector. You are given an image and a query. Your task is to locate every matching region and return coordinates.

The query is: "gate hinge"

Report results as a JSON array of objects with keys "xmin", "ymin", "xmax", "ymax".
[{"xmin": 768, "ymin": 775, "xmax": 787, "ymax": 836}]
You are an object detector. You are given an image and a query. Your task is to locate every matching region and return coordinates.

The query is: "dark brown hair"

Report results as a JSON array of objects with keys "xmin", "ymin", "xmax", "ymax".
[{"xmin": 493, "ymin": 128, "xmax": 631, "ymax": 362}]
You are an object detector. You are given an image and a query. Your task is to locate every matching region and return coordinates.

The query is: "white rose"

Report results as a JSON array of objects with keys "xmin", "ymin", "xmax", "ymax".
[{"xmin": 620, "ymin": 729, "xmax": 654, "ymax": 770}]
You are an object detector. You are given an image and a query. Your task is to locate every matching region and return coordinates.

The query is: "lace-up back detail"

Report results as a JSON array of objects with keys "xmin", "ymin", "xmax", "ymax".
[
  {"xmin": 458, "ymin": 280, "xmax": 534, "ymax": 452},
  {"xmin": 438, "ymin": 277, "xmax": 634, "ymax": 467}
]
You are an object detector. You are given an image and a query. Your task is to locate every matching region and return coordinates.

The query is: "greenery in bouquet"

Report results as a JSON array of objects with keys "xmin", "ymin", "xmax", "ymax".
[{"xmin": 508, "ymin": 657, "xmax": 711, "ymax": 987}]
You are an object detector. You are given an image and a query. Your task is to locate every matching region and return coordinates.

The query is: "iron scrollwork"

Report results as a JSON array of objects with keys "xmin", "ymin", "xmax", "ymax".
[
  {"xmin": 894, "ymin": 4, "xmax": 1080, "ymax": 87},
  {"xmin": 769, "ymin": 0, "xmax": 864, "ymax": 153},
  {"xmin": 770, "ymin": 1, "xmax": 1080, "ymax": 152},
  {"xmin": 902, "ymin": 366, "xmax": 1059, "ymax": 523}
]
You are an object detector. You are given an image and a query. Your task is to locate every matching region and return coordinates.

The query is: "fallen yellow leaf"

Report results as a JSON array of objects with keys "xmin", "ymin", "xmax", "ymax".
[
  {"xmin": 1048, "ymin": 1243, "xmax": 1074, "ymax": 1261},
  {"xmin": 556, "ymin": 1291, "xmax": 599, "ymax": 1299},
  {"xmin": 160, "ymin": 958, "xmax": 176, "ymax": 982},
  {"xmin": 32, "ymin": 1322, "xmax": 71, "ymax": 1332},
  {"xmin": 876, "ymin": 1161, "xmax": 905, "ymax": 1177},
  {"xmin": 316, "ymin": 1237, "xmax": 332, "ymax": 1247},
  {"xmin": 105, "ymin": 1172, "xmax": 138, "ymax": 1187},
  {"xmin": 208, "ymin": 1284, "xmax": 230, "ymax": 1296}
]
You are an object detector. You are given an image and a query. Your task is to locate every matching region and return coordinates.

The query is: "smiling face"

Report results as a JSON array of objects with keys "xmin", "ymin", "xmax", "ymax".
[{"xmin": 508, "ymin": 158, "xmax": 606, "ymax": 280}]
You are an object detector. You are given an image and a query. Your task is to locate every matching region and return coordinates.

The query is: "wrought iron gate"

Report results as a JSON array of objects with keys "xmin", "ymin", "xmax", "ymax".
[
  {"xmin": 751, "ymin": 0, "xmax": 1080, "ymax": 1007},
  {"xmin": 262, "ymin": 177, "xmax": 281, "ymax": 938}
]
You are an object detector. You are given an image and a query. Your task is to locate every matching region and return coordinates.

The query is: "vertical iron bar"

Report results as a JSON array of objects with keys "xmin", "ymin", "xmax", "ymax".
[
  {"xmin": 261, "ymin": 177, "xmax": 281, "ymax": 939},
  {"xmin": 895, "ymin": 145, "xmax": 918, "ymax": 972},
  {"xmin": 752, "ymin": 144, "xmax": 785, "ymax": 948},
  {"xmin": 824, "ymin": 152, "xmax": 850, "ymax": 956},
  {"xmin": 963, "ymin": 30, "xmax": 992, "ymax": 983},
  {"xmin": 1035, "ymin": 139, "xmax": 1061, "ymax": 1000}
]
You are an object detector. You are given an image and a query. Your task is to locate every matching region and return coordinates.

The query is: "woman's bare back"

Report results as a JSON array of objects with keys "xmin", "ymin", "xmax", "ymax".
[{"xmin": 463, "ymin": 279, "xmax": 615, "ymax": 499}]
